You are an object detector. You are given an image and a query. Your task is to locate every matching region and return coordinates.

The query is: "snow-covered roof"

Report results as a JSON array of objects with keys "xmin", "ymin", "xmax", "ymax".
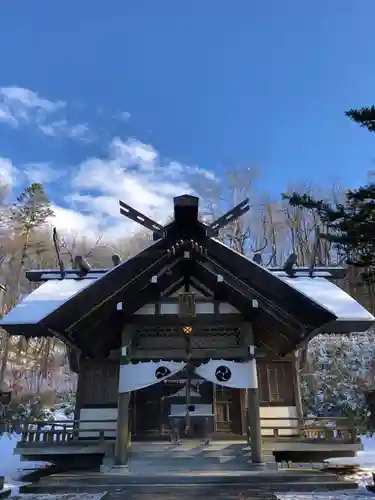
[
  {"xmin": 279, "ymin": 276, "xmax": 375, "ymax": 332},
  {"xmin": 0, "ymin": 279, "xmax": 93, "ymax": 325}
]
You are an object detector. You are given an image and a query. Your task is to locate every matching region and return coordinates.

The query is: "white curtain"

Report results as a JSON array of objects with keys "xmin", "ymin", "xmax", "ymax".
[
  {"xmin": 194, "ymin": 359, "xmax": 258, "ymax": 389},
  {"xmin": 118, "ymin": 361, "xmax": 186, "ymax": 393}
]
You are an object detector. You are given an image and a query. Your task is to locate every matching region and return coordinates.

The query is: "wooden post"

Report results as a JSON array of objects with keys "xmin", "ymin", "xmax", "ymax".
[
  {"xmin": 293, "ymin": 350, "xmax": 304, "ymax": 420},
  {"xmin": 240, "ymin": 389, "xmax": 248, "ymax": 436},
  {"xmin": 114, "ymin": 326, "xmax": 133, "ymax": 468},
  {"xmin": 242, "ymin": 322, "xmax": 264, "ymax": 464},
  {"xmin": 247, "ymin": 382, "xmax": 264, "ymax": 464}
]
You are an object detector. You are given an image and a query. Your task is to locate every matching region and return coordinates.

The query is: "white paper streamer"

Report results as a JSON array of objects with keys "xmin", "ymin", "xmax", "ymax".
[
  {"xmin": 118, "ymin": 361, "xmax": 186, "ymax": 393},
  {"xmin": 194, "ymin": 359, "xmax": 258, "ymax": 389}
]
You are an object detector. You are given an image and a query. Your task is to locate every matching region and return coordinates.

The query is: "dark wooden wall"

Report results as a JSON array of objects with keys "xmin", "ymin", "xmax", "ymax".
[
  {"xmin": 75, "ymin": 356, "xmax": 296, "ymax": 437},
  {"xmin": 257, "ymin": 360, "xmax": 295, "ymax": 406},
  {"xmin": 75, "ymin": 358, "xmax": 119, "ymax": 411}
]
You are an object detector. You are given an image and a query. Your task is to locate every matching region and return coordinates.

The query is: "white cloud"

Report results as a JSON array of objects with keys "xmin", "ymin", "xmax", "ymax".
[
  {"xmin": 22, "ymin": 162, "xmax": 63, "ymax": 184},
  {"xmin": 0, "ymin": 86, "xmax": 90, "ymax": 141},
  {"xmin": 0, "ymin": 135, "xmax": 217, "ymax": 241},
  {"xmin": 0, "ymin": 87, "xmax": 65, "ymax": 128},
  {"xmin": 118, "ymin": 111, "xmax": 131, "ymax": 121},
  {"xmin": 60, "ymin": 136, "xmax": 216, "ymax": 241},
  {"xmin": 0, "ymin": 87, "xmax": 217, "ymax": 241},
  {"xmin": 0, "ymin": 157, "xmax": 22, "ymax": 202},
  {"xmin": 39, "ymin": 120, "xmax": 91, "ymax": 141},
  {"xmin": 0, "ymin": 136, "xmax": 217, "ymax": 241},
  {"xmin": 0, "ymin": 136, "xmax": 211, "ymax": 241},
  {"xmin": 49, "ymin": 205, "xmax": 105, "ymax": 240},
  {"xmin": 0, "ymin": 158, "xmax": 14, "ymax": 187},
  {"xmin": 0, "ymin": 86, "xmax": 65, "ymax": 113}
]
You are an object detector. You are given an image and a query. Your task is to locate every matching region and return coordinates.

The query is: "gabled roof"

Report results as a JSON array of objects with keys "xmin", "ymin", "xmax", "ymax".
[{"xmin": 1, "ymin": 194, "xmax": 374, "ymax": 357}]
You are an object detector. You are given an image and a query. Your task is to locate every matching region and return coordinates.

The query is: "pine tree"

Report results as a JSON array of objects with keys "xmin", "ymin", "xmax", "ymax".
[
  {"xmin": 283, "ymin": 183, "xmax": 375, "ymax": 281},
  {"xmin": 284, "ymin": 105, "xmax": 375, "ymax": 282},
  {"xmin": 346, "ymin": 106, "xmax": 375, "ymax": 132},
  {"xmin": 0, "ymin": 183, "xmax": 54, "ymax": 387}
]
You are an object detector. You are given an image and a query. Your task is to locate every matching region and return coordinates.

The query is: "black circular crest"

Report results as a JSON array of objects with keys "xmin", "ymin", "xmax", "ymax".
[
  {"xmin": 155, "ymin": 366, "xmax": 171, "ymax": 379},
  {"xmin": 215, "ymin": 365, "xmax": 232, "ymax": 383}
]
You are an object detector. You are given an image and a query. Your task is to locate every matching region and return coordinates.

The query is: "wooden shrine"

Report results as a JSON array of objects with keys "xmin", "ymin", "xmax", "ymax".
[{"xmin": 0, "ymin": 194, "xmax": 373, "ymax": 470}]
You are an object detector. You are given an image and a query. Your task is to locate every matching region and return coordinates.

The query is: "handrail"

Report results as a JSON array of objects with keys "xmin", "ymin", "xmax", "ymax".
[{"xmin": 11, "ymin": 416, "xmax": 359, "ymax": 446}]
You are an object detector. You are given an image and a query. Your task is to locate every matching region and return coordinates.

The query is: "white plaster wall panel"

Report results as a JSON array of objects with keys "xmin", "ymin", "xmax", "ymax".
[
  {"xmin": 260, "ymin": 406, "xmax": 298, "ymax": 436},
  {"xmin": 160, "ymin": 303, "xmax": 179, "ymax": 314},
  {"xmin": 195, "ymin": 302, "xmax": 215, "ymax": 314},
  {"xmin": 79, "ymin": 407, "xmax": 117, "ymax": 438}
]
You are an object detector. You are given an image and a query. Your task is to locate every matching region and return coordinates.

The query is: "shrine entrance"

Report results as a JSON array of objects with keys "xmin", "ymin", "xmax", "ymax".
[{"xmin": 131, "ymin": 367, "xmax": 243, "ymax": 441}]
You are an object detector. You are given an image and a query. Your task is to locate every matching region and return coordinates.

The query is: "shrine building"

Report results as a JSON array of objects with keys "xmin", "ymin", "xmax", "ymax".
[{"xmin": 1, "ymin": 194, "xmax": 373, "ymax": 470}]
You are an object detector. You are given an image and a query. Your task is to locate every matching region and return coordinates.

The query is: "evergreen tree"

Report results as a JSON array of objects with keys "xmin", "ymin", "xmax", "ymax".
[
  {"xmin": 10, "ymin": 183, "xmax": 54, "ymax": 238},
  {"xmin": 0, "ymin": 183, "xmax": 54, "ymax": 387},
  {"xmin": 283, "ymin": 183, "xmax": 375, "ymax": 281},
  {"xmin": 284, "ymin": 106, "xmax": 375, "ymax": 282},
  {"xmin": 346, "ymin": 106, "xmax": 375, "ymax": 132}
]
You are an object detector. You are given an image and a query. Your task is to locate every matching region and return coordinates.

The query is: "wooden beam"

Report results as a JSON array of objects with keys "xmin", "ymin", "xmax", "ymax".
[
  {"xmin": 130, "ymin": 313, "xmax": 244, "ymax": 326},
  {"xmin": 63, "ymin": 246, "xmax": 187, "ymax": 335},
  {"xmin": 119, "ymin": 200, "xmax": 164, "ymax": 237},
  {"xmin": 132, "ymin": 347, "xmax": 248, "ymax": 360},
  {"xmin": 38, "ymin": 236, "xmax": 186, "ymax": 335},
  {"xmin": 203, "ymin": 236, "xmax": 336, "ymax": 331},
  {"xmin": 208, "ymin": 198, "xmax": 250, "ymax": 236}
]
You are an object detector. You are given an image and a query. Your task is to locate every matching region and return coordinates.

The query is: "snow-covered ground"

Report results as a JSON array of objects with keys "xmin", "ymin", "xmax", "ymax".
[
  {"xmin": 1, "ymin": 431, "xmax": 375, "ymax": 496},
  {"xmin": 0, "ymin": 409, "xmax": 72, "ymax": 496},
  {"xmin": 324, "ymin": 435, "xmax": 375, "ymax": 471}
]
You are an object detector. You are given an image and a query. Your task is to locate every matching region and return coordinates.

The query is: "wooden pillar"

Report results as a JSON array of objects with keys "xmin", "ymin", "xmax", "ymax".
[
  {"xmin": 242, "ymin": 322, "xmax": 264, "ymax": 464},
  {"xmin": 212, "ymin": 383, "xmax": 217, "ymax": 432},
  {"xmin": 293, "ymin": 351, "xmax": 304, "ymax": 420},
  {"xmin": 240, "ymin": 389, "xmax": 248, "ymax": 436},
  {"xmin": 247, "ymin": 378, "xmax": 264, "ymax": 464},
  {"xmin": 114, "ymin": 326, "xmax": 133, "ymax": 468}
]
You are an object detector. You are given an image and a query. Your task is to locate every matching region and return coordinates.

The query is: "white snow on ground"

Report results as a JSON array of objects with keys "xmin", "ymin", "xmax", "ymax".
[
  {"xmin": 0, "ymin": 410, "xmax": 73, "ymax": 496},
  {"xmin": 0, "ymin": 433, "xmax": 49, "ymax": 479},
  {"xmin": 276, "ymin": 495, "xmax": 375, "ymax": 500},
  {"xmin": 8, "ymin": 495, "xmax": 107, "ymax": 499},
  {"xmin": 1, "ymin": 429, "xmax": 375, "ymax": 497},
  {"xmin": 325, "ymin": 435, "xmax": 375, "ymax": 472},
  {"xmin": 0, "ymin": 433, "xmax": 49, "ymax": 497},
  {"xmin": 276, "ymin": 436, "xmax": 375, "ymax": 500}
]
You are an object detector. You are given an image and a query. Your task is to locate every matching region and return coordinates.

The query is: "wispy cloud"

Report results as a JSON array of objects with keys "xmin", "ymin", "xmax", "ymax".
[
  {"xmin": 0, "ymin": 157, "xmax": 16, "ymax": 189},
  {"xmin": 0, "ymin": 86, "xmax": 65, "ymax": 125},
  {"xmin": 39, "ymin": 120, "xmax": 91, "ymax": 141},
  {"xmin": 22, "ymin": 162, "xmax": 63, "ymax": 184},
  {"xmin": 0, "ymin": 86, "xmax": 90, "ymax": 141},
  {"xmin": 0, "ymin": 87, "xmax": 217, "ymax": 240},
  {"xmin": 118, "ymin": 111, "xmax": 131, "ymax": 121},
  {"xmin": 61, "ymin": 137, "xmax": 216, "ymax": 240}
]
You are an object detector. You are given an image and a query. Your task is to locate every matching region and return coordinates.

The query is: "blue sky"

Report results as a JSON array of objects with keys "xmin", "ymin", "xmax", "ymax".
[{"xmin": 0, "ymin": 1, "xmax": 374, "ymax": 238}]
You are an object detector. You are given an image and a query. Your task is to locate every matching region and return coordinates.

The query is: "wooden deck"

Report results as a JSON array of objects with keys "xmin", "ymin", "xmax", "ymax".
[{"xmin": 12, "ymin": 416, "xmax": 362, "ymax": 470}]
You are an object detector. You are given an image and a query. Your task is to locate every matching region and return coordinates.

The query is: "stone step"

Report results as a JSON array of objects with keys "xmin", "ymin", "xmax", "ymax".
[
  {"xmin": 130, "ymin": 451, "xmax": 252, "ymax": 458},
  {"xmin": 129, "ymin": 453, "xmax": 252, "ymax": 460},
  {"xmin": 19, "ymin": 480, "xmax": 359, "ymax": 495},
  {"xmin": 26, "ymin": 469, "xmax": 351, "ymax": 485},
  {"xmin": 130, "ymin": 442, "xmax": 250, "ymax": 452}
]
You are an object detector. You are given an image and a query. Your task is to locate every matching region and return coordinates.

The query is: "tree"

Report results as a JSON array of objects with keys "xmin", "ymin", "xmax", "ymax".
[
  {"xmin": 346, "ymin": 106, "xmax": 375, "ymax": 132},
  {"xmin": 283, "ymin": 183, "xmax": 375, "ymax": 279},
  {"xmin": 0, "ymin": 183, "xmax": 54, "ymax": 387},
  {"xmin": 284, "ymin": 103, "xmax": 375, "ymax": 283}
]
